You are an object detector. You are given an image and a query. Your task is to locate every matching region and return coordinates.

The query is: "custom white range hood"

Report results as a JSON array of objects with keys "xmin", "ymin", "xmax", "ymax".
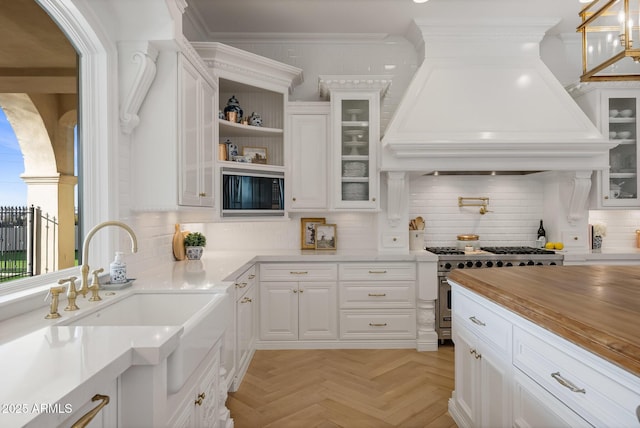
[{"xmin": 381, "ymin": 18, "xmax": 615, "ymax": 173}]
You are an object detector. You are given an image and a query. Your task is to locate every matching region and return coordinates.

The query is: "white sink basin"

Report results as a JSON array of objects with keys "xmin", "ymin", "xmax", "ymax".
[{"xmin": 64, "ymin": 291, "xmax": 230, "ymax": 394}]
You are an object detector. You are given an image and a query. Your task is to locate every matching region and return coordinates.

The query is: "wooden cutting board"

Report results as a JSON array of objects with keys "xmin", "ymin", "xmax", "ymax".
[{"xmin": 172, "ymin": 224, "xmax": 186, "ymax": 261}]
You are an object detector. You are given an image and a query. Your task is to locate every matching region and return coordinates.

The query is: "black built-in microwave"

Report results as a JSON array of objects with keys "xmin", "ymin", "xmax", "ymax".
[{"xmin": 221, "ymin": 168, "xmax": 285, "ymax": 217}]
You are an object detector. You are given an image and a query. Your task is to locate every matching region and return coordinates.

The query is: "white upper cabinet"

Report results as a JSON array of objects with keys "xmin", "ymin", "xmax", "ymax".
[
  {"xmin": 319, "ymin": 76, "xmax": 390, "ymax": 211},
  {"xmin": 571, "ymin": 84, "xmax": 640, "ymax": 208},
  {"xmin": 287, "ymin": 102, "xmax": 330, "ymax": 211},
  {"xmin": 131, "ymin": 43, "xmax": 217, "ymax": 214}
]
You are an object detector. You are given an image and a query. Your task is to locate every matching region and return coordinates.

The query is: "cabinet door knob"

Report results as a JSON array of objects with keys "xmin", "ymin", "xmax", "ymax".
[
  {"xmin": 195, "ymin": 392, "xmax": 206, "ymax": 406},
  {"xmin": 292, "ymin": 197, "xmax": 296, "ymax": 201},
  {"xmin": 293, "ymin": 289, "xmax": 298, "ymax": 293},
  {"xmin": 199, "ymin": 192, "xmax": 207, "ymax": 197},
  {"xmin": 372, "ymin": 197, "xmax": 376, "ymax": 202},
  {"xmin": 240, "ymin": 297, "xmax": 252, "ymax": 303}
]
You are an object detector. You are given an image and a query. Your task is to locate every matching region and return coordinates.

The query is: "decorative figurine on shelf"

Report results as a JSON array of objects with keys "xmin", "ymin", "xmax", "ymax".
[
  {"xmin": 223, "ymin": 95, "xmax": 243, "ymax": 122},
  {"xmin": 248, "ymin": 111, "xmax": 263, "ymax": 127},
  {"xmin": 225, "ymin": 138, "xmax": 238, "ymax": 158},
  {"xmin": 218, "ymin": 110, "xmax": 225, "ymax": 120}
]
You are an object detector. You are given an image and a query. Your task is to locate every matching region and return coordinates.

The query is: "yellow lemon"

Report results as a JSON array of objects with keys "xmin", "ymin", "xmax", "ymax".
[
  {"xmin": 554, "ymin": 242, "xmax": 564, "ymax": 250},
  {"xmin": 545, "ymin": 242, "xmax": 555, "ymax": 250}
]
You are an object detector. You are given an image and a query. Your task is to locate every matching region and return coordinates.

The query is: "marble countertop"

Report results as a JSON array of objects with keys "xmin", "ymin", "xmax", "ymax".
[{"xmin": 0, "ymin": 248, "xmax": 435, "ymax": 427}]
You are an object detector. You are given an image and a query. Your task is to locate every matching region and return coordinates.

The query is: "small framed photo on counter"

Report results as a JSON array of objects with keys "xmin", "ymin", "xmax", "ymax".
[
  {"xmin": 301, "ymin": 217, "xmax": 325, "ymax": 249},
  {"xmin": 315, "ymin": 224, "xmax": 337, "ymax": 250}
]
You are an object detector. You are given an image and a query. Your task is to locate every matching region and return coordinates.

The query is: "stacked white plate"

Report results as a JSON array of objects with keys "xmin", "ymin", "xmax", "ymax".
[
  {"xmin": 343, "ymin": 161, "xmax": 367, "ymax": 177},
  {"xmin": 343, "ymin": 182, "xmax": 368, "ymax": 200}
]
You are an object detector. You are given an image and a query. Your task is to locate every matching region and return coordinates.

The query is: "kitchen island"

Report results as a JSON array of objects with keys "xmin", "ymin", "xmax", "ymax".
[{"xmin": 447, "ymin": 265, "xmax": 640, "ymax": 427}]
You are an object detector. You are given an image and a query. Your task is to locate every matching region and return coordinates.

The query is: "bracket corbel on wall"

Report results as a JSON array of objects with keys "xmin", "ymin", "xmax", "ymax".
[{"xmin": 458, "ymin": 197, "xmax": 491, "ymax": 215}]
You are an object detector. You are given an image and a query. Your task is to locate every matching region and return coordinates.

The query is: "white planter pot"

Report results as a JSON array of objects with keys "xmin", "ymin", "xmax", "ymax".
[{"xmin": 185, "ymin": 246, "xmax": 204, "ymax": 260}]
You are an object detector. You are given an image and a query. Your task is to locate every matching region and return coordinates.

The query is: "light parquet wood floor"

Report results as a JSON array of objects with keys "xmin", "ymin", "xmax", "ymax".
[{"xmin": 227, "ymin": 344, "xmax": 457, "ymax": 428}]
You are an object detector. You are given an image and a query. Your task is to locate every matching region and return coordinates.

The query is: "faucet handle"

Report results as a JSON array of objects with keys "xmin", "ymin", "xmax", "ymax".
[
  {"xmin": 59, "ymin": 276, "xmax": 79, "ymax": 311},
  {"xmin": 89, "ymin": 268, "xmax": 104, "ymax": 302},
  {"xmin": 45, "ymin": 285, "xmax": 66, "ymax": 319}
]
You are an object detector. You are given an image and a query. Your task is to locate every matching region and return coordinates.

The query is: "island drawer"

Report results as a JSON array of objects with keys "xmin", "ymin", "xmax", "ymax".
[
  {"xmin": 453, "ymin": 287, "xmax": 511, "ymax": 354},
  {"xmin": 260, "ymin": 263, "xmax": 337, "ymax": 281},
  {"xmin": 339, "ymin": 281, "xmax": 415, "ymax": 309},
  {"xmin": 513, "ymin": 325, "xmax": 640, "ymax": 427},
  {"xmin": 339, "ymin": 309, "xmax": 416, "ymax": 339},
  {"xmin": 339, "ymin": 263, "xmax": 416, "ymax": 281}
]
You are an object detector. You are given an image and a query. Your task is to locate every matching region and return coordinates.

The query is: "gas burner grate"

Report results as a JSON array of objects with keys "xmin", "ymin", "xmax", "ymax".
[
  {"xmin": 481, "ymin": 246, "xmax": 556, "ymax": 255},
  {"xmin": 425, "ymin": 247, "xmax": 465, "ymax": 255}
]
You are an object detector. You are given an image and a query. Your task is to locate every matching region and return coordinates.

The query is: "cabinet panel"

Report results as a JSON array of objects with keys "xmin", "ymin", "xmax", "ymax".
[
  {"xmin": 237, "ymin": 284, "xmax": 256, "ymax": 379},
  {"xmin": 298, "ymin": 282, "xmax": 338, "ymax": 340},
  {"xmin": 260, "ymin": 282, "xmax": 298, "ymax": 341},
  {"xmin": 339, "ymin": 281, "xmax": 416, "ymax": 309},
  {"xmin": 339, "ymin": 263, "xmax": 416, "ymax": 281},
  {"xmin": 339, "ymin": 309, "xmax": 416, "ymax": 339},
  {"xmin": 513, "ymin": 369, "xmax": 592, "ymax": 428},
  {"xmin": 288, "ymin": 107, "xmax": 330, "ymax": 210},
  {"xmin": 260, "ymin": 263, "xmax": 338, "ymax": 282}
]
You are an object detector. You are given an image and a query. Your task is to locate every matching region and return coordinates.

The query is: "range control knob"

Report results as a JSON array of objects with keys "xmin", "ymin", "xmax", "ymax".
[
  {"xmin": 506, "ymin": 262, "xmax": 513, "ymax": 267},
  {"xmin": 457, "ymin": 262, "xmax": 465, "ymax": 269},
  {"xmin": 527, "ymin": 260, "xmax": 535, "ymax": 266},
  {"xmin": 518, "ymin": 262, "xmax": 526, "ymax": 266},
  {"xmin": 444, "ymin": 263, "xmax": 452, "ymax": 270},
  {"xmin": 475, "ymin": 261, "xmax": 483, "ymax": 268},
  {"xmin": 466, "ymin": 261, "xmax": 473, "ymax": 268},
  {"xmin": 486, "ymin": 261, "xmax": 493, "ymax": 267},
  {"xmin": 496, "ymin": 261, "xmax": 503, "ymax": 267}
]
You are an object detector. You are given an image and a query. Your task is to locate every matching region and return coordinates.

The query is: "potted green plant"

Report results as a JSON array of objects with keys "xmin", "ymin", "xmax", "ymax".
[{"xmin": 184, "ymin": 232, "xmax": 206, "ymax": 260}]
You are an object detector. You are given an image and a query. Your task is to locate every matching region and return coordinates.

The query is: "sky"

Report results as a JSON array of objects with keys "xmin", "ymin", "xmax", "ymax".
[{"xmin": 0, "ymin": 108, "xmax": 27, "ymax": 207}]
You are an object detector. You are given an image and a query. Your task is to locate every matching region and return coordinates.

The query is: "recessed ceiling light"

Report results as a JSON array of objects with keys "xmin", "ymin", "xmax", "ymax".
[{"xmin": 413, "ymin": 0, "xmax": 429, "ymax": 3}]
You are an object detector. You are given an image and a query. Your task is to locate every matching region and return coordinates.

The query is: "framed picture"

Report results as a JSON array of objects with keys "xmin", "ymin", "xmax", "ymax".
[
  {"xmin": 242, "ymin": 147, "xmax": 267, "ymax": 164},
  {"xmin": 301, "ymin": 217, "xmax": 325, "ymax": 249},
  {"xmin": 315, "ymin": 224, "xmax": 337, "ymax": 250}
]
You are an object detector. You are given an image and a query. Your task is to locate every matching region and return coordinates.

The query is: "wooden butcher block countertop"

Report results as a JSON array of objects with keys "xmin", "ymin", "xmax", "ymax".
[{"xmin": 448, "ymin": 265, "xmax": 640, "ymax": 377}]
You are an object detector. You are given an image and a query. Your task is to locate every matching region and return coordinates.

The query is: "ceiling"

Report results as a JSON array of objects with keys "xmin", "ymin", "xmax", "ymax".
[
  {"xmin": 0, "ymin": 1, "xmax": 77, "ymax": 93},
  {"xmin": 184, "ymin": 0, "xmax": 583, "ymax": 41}
]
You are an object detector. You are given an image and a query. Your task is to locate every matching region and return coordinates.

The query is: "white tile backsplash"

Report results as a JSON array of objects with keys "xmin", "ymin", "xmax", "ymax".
[
  {"xmin": 409, "ymin": 175, "xmax": 545, "ymax": 247},
  {"xmin": 588, "ymin": 210, "xmax": 640, "ymax": 250}
]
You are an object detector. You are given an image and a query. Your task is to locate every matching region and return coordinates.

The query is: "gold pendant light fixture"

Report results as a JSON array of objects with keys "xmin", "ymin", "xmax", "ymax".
[{"xmin": 578, "ymin": 0, "xmax": 640, "ymax": 81}]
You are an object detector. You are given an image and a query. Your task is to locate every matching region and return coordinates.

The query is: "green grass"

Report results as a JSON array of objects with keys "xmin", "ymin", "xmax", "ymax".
[{"xmin": 0, "ymin": 250, "xmax": 79, "ymax": 283}]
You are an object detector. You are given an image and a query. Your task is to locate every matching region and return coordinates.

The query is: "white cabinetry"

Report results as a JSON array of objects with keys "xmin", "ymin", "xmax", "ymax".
[
  {"xmin": 179, "ymin": 56, "xmax": 215, "ymax": 207},
  {"xmin": 338, "ymin": 263, "xmax": 417, "ymax": 341},
  {"xmin": 287, "ymin": 102, "xmax": 331, "ymax": 211},
  {"xmin": 230, "ymin": 265, "xmax": 257, "ymax": 391},
  {"xmin": 449, "ymin": 282, "xmax": 640, "ymax": 428},
  {"xmin": 571, "ymin": 84, "xmax": 640, "ymax": 208},
  {"xmin": 259, "ymin": 264, "xmax": 338, "ymax": 342},
  {"xmin": 450, "ymin": 287, "xmax": 512, "ymax": 428},
  {"xmin": 192, "ymin": 43, "xmax": 303, "ymax": 219},
  {"xmin": 319, "ymin": 76, "xmax": 390, "ymax": 211},
  {"xmin": 132, "ymin": 45, "xmax": 216, "ymax": 212},
  {"xmin": 168, "ymin": 341, "xmax": 225, "ymax": 428}
]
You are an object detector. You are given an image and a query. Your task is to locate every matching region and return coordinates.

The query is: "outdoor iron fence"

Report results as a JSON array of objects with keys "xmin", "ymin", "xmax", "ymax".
[{"xmin": 0, "ymin": 206, "xmax": 59, "ymax": 282}]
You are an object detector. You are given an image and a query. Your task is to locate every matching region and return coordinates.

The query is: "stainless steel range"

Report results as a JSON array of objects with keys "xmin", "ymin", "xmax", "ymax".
[{"xmin": 426, "ymin": 246, "xmax": 564, "ymax": 342}]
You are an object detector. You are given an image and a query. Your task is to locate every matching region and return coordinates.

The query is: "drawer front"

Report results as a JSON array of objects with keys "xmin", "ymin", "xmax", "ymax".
[
  {"xmin": 339, "ymin": 263, "xmax": 416, "ymax": 281},
  {"xmin": 339, "ymin": 309, "xmax": 416, "ymax": 339},
  {"xmin": 235, "ymin": 264, "xmax": 257, "ymax": 298},
  {"xmin": 339, "ymin": 281, "xmax": 416, "ymax": 309},
  {"xmin": 513, "ymin": 325, "xmax": 640, "ymax": 427},
  {"xmin": 452, "ymin": 286, "xmax": 511, "ymax": 354},
  {"xmin": 260, "ymin": 263, "xmax": 337, "ymax": 282}
]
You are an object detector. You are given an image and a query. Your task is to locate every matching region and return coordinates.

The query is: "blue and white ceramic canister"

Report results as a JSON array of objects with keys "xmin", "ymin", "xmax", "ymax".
[
  {"xmin": 225, "ymin": 139, "xmax": 238, "ymax": 157},
  {"xmin": 248, "ymin": 112, "xmax": 263, "ymax": 127},
  {"xmin": 109, "ymin": 252, "xmax": 127, "ymax": 283},
  {"xmin": 223, "ymin": 95, "xmax": 243, "ymax": 122}
]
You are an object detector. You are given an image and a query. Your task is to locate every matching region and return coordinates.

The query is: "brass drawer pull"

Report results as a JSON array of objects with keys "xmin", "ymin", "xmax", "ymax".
[
  {"xmin": 248, "ymin": 274, "xmax": 256, "ymax": 279},
  {"xmin": 240, "ymin": 297, "xmax": 252, "ymax": 303},
  {"xmin": 368, "ymin": 293, "xmax": 387, "ymax": 297},
  {"xmin": 368, "ymin": 270, "xmax": 387, "ymax": 274},
  {"xmin": 235, "ymin": 282, "xmax": 247, "ymax": 289},
  {"xmin": 469, "ymin": 316, "xmax": 486, "ymax": 326},
  {"xmin": 369, "ymin": 322, "xmax": 387, "ymax": 327},
  {"xmin": 71, "ymin": 394, "xmax": 110, "ymax": 428},
  {"xmin": 290, "ymin": 271, "xmax": 308, "ymax": 275},
  {"xmin": 551, "ymin": 372, "xmax": 586, "ymax": 394}
]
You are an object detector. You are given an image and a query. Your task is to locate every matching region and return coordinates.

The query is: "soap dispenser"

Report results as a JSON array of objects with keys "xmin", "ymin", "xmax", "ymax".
[{"xmin": 109, "ymin": 252, "xmax": 127, "ymax": 284}]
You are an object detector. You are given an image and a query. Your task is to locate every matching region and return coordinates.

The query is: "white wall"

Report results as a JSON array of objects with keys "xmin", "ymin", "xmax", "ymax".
[
  {"xmin": 588, "ymin": 210, "xmax": 640, "ymax": 250},
  {"xmin": 409, "ymin": 174, "xmax": 545, "ymax": 248}
]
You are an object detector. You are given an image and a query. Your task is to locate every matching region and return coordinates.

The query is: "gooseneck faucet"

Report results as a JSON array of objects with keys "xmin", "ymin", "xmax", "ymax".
[{"xmin": 80, "ymin": 221, "xmax": 138, "ymax": 297}]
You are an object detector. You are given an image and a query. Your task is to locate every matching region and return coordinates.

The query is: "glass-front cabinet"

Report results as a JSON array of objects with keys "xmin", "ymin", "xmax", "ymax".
[
  {"xmin": 319, "ymin": 77, "xmax": 389, "ymax": 210},
  {"xmin": 603, "ymin": 96, "xmax": 638, "ymax": 206},
  {"xmin": 571, "ymin": 85, "xmax": 640, "ymax": 208}
]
